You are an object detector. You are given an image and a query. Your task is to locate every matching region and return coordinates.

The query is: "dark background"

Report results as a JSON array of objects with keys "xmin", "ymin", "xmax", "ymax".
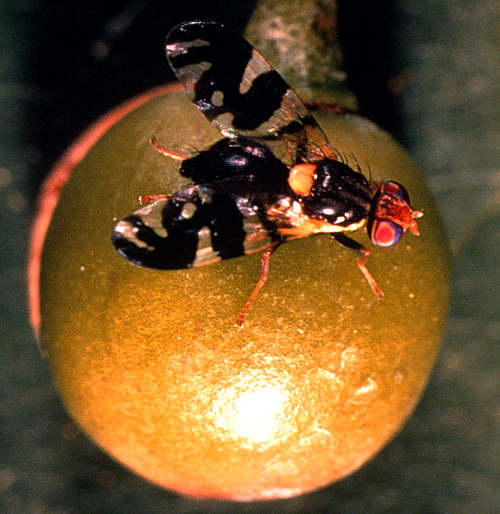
[{"xmin": 2, "ymin": 0, "xmax": 500, "ymax": 512}]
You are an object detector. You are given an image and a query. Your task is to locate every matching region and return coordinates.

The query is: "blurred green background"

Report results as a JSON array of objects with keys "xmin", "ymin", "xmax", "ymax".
[{"xmin": 2, "ymin": 0, "xmax": 500, "ymax": 513}]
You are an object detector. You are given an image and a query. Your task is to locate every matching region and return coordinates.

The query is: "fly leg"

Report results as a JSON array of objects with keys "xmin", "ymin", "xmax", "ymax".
[
  {"xmin": 234, "ymin": 243, "xmax": 280, "ymax": 327},
  {"xmin": 332, "ymin": 233, "xmax": 384, "ymax": 298},
  {"xmin": 137, "ymin": 138, "xmax": 187, "ymax": 205},
  {"xmin": 149, "ymin": 136, "xmax": 187, "ymax": 161},
  {"xmin": 139, "ymin": 194, "xmax": 170, "ymax": 205}
]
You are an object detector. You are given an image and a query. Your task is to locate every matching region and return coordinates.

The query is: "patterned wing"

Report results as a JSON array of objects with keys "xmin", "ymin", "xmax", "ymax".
[
  {"xmin": 166, "ymin": 20, "xmax": 336, "ymax": 163},
  {"xmin": 111, "ymin": 178, "xmax": 283, "ymax": 269}
]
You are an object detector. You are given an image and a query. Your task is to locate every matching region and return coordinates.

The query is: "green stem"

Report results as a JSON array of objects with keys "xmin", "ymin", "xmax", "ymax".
[{"xmin": 244, "ymin": 0, "xmax": 357, "ymax": 108}]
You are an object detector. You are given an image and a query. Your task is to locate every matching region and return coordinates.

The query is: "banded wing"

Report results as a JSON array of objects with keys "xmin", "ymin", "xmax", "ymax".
[
  {"xmin": 111, "ymin": 177, "xmax": 283, "ymax": 270},
  {"xmin": 166, "ymin": 20, "xmax": 336, "ymax": 164}
]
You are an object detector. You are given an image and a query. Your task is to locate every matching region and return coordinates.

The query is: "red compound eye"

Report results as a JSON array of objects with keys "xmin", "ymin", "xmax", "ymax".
[
  {"xmin": 371, "ymin": 219, "xmax": 404, "ymax": 247},
  {"xmin": 380, "ymin": 181, "xmax": 410, "ymax": 203}
]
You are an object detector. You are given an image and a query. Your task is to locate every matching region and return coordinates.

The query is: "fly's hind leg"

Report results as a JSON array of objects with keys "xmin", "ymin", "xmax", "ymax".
[
  {"xmin": 234, "ymin": 243, "xmax": 280, "ymax": 327},
  {"xmin": 138, "ymin": 138, "xmax": 188, "ymax": 205},
  {"xmin": 149, "ymin": 137, "xmax": 187, "ymax": 161}
]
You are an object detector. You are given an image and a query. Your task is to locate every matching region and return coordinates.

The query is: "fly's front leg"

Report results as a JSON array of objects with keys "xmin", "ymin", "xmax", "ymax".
[{"xmin": 332, "ymin": 233, "xmax": 384, "ymax": 298}]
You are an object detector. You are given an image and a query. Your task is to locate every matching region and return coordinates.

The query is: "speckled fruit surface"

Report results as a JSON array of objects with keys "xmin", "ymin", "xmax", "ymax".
[{"xmin": 33, "ymin": 87, "xmax": 450, "ymax": 500}]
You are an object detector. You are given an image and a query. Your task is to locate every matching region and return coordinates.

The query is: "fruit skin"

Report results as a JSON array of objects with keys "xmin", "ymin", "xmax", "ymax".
[{"xmin": 34, "ymin": 87, "xmax": 450, "ymax": 501}]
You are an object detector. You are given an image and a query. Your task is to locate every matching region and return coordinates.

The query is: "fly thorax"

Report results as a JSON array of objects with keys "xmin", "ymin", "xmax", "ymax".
[{"xmin": 301, "ymin": 159, "xmax": 372, "ymax": 227}]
